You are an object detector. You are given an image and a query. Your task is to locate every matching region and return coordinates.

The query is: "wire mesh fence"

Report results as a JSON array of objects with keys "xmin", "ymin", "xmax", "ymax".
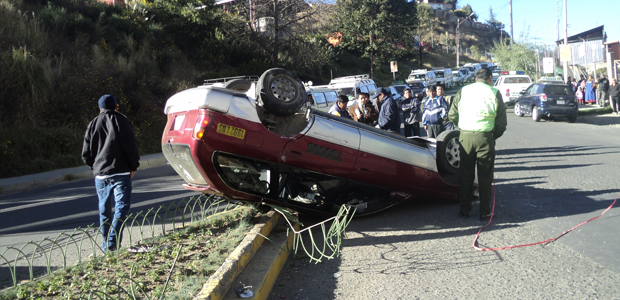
[
  {"xmin": 0, "ymin": 194, "xmax": 230, "ymax": 289},
  {"xmin": 0, "ymin": 194, "xmax": 356, "ymax": 299}
]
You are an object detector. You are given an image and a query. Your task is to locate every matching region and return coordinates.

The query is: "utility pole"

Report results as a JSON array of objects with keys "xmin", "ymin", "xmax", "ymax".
[
  {"xmin": 509, "ymin": 0, "xmax": 513, "ymax": 44},
  {"xmin": 563, "ymin": 0, "xmax": 568, "ymax": 82}
]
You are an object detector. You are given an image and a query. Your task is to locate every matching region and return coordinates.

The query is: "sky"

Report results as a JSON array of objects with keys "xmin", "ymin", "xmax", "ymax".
[{"xmin": 460, "ymin": 0, "xmax": 620, "ymax": 45}]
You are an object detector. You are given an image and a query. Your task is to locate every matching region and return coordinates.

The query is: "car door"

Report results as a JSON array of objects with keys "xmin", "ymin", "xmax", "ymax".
[
  {"xmin": 279, "ymin": 116, "xmax": 360, "ymax": 179},
  {"xmin": 517, "ymin": 84, "xmax": 534, "ymax": 114}
]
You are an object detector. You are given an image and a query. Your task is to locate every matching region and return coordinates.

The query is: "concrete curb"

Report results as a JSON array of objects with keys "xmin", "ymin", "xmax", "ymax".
[
  {"xmin": 194, "ymin": 210, "xmax": 289, "ymax": 300},
  {"xmin": 0, "ymin": 153, "xmax": 167, "ymax": 195},
  {"xmin": 222, "ymin": 216, "xmax": 298, "ymax": 300}
]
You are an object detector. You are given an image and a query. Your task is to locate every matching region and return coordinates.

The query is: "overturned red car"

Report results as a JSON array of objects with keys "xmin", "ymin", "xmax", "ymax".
[{"xmin": 161, "ymin": 69, "xmax": 463, "ymax": 216}]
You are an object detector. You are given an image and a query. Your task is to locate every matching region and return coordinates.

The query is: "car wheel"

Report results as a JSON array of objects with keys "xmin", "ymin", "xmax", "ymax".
[
  {"xmin": 223, "ymin": 79, "xmax": 253, "ymax": 93},
  {"xmin": 567, "ymin": 115, "xmax": 577, "ymax": 123},
  {"xmin": 436, "ymin": 130, "xmax": 460, "ymax": 175},
  {"xmin": 532, "ymin": 106, "xmax": 541, "ymax": 122},
  {"xmin": 514, "ymin": 103, "xmax": 524, "ymax": 117},
  {"xmin": 256, "ymin": 68, "xmax": 305, "ymax": 117}
]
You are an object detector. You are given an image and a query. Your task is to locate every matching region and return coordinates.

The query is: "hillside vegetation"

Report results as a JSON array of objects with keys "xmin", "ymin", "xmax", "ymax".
[{"xmin": 0, "ymin": 0, "xmax": 499, "ymax": 178}]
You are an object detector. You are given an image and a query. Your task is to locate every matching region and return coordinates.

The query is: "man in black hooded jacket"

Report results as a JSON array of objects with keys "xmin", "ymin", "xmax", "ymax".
[{"xmin": 82, "ymin": 94, "xmax": 140, "ymax": 252}]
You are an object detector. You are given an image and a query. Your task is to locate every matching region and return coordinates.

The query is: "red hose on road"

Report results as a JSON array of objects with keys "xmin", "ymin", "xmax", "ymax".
[{"xmin": 473, "ymin": 184, "xmax": 618, "ymax": 251}]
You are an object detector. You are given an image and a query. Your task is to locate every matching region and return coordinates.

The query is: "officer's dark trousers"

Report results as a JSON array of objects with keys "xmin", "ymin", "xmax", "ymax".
[{"xmin": 458, "ymin": 131, "xmax": 495, "ymax": 216}]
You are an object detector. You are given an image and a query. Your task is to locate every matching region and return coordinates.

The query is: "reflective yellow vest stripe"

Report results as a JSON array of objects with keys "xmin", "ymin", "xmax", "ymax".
[{"xmin": 457, "ymin": 82, "xmax": 498, "ymax": 132}]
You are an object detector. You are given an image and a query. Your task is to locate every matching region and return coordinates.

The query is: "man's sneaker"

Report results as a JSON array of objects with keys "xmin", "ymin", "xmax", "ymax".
[
  {"xmin": 459, "ymin": 211, "xmax": 470, "ymax": 219},
  {"xmin": 480, "ymin": 213, "xmax": 493, "ymax": 221}
]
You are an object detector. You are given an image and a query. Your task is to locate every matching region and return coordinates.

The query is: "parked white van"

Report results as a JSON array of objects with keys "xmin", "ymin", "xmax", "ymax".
[
  {"xmin": 327, "ymin": 74, "xmax": 377, "ymax": 101},
  {"xmin": 463, "ymin": 63, "xmax": 482, "ymax": 75},
  {"xmin": 305, "ymin": 86, "xmax": 339, "ymax": 112},
  {"xmin": 407, "ymin": 69, "xmax": 436, "ymax": 87},
  {"xmin": 433, "ymin": 68, "xmax": 453, "ymax": 89}
]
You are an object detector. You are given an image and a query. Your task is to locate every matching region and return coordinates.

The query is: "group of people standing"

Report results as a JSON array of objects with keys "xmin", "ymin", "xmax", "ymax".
[
  {"xmin": 328, "ymin": 83, "xmax": 451, "ymax": 139},
  {"xmin": 571, "ymin": 74, "xmax": 620, "ymax": 113}
]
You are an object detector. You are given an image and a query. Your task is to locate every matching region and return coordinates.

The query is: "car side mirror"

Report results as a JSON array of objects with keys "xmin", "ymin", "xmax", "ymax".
[{"xmin": 519, "ymin": 91, "xmax": 526, "ymax": 95}]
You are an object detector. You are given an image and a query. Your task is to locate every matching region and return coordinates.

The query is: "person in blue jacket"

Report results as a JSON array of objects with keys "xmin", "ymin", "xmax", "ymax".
[
  {"xmin": 422, "ymin": 85, "xmax": 448, "ymax": 138},
  {"xmin": 373, "ymin": 87, "xmax": 401, "ymax": 132}
]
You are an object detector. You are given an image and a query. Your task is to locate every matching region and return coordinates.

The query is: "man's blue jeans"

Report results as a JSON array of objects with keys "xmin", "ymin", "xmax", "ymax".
[{"xmin": 95, "ymin": 174, "xmax": 132, "ymax": 252}]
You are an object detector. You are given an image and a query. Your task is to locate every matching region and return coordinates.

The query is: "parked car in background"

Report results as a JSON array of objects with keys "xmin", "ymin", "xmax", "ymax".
[
  {"xmin": 433, "ymin": 68, "xmax": 453, "ymax": 89},
  {"xmin": 494, "ymin": 74, "xmax": 533, "ymax": 106},
  {"xmin": 514, "ymin": 83, "xmax": 578, "ymax": 122},
  {"xmin": 407, "ymin": 69, "xmax": 437, "ymax": 87},
  {"xmin": 408, "ymin": 82, "xmax": 426, "ymax": 97},
  {"xmin": 459, "ymin": 68, "xmax": 473, "ymax": 83},
  {"xmin": 537, "ymin": 76, "xmax": 564, "ymax": 84},
  {"xmin": 463, "ymin": 63, "xmax": 481, "ymax": 76},
  {"xmin": 452, "ymin": 71, "xmax": 464, "ymax": 86},
  {"xmin": 327, "ymin": 74, "xmax": 377, "ymax": 101},
  {"xmin": 161, "ymin": 68, "xmax": 464, "ymax": 217},
  {"xmin": 492, "ymin": 69, "xmax": 502, "ymax": 83},
  {"xmin": 305, "ymin": 86, "xmax": 339, "ymax": 112}
]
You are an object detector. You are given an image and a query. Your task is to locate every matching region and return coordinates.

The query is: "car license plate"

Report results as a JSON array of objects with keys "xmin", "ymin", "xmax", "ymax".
[
  {"xmin": 557, "ymin": 100, "xmax": 565, "ymax": 105},
  {"xmin": 217, "ymin": 123, "xmax": 246, "ymax": 139}
]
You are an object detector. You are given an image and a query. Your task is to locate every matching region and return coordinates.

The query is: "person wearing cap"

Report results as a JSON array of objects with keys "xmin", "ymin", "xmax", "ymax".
[
  {"xmin": 373, "ymin": 87, "xmax": 401, "ymax": 132},
  {"xmin": 448, "ymin": 68, "xmax": 507, "ymax": 221},
  {"xmin": 82, "ymin": 95, "xmax": 140, "ymax": 253},
  {"xmin": 328, "ymin": 94, "xmax": 353, "ymax": 119}
]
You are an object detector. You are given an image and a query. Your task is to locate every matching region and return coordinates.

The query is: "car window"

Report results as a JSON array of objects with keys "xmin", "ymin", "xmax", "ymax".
[
  {"xmin": 313, "ymin": 92, "xmax": 327, "ymax": 106},
  {"xmin": 325, "ymin": 92, "xmax": 338, "ymax": 104},
  {"xmin": 523, "ymin": 85, "xmax": 534, "ymax": 95},
  {"xmin": 544, "ymin": 85, "xmax": 573, "ymax": 95},
  {"xmin": 435, "ymin": 71, "xmax": 444, "ymax": 78},
  {"xmin": 337, "ymin": 88, "xmax": 354, "ymax": 98},
  {"xmin": 366, "ymin": 84, "xmax": 376, "ymax": 96},
  {"xmin": 504, "ymin": 77, "xmax": 531, "ymax": 84},
  {"xmin": 360, "ymin": 85, "xmax": 369, "ymax": 94},
  {"xmin": 529, "ymin": 84, "xmax": 541, "ymax": 95}
]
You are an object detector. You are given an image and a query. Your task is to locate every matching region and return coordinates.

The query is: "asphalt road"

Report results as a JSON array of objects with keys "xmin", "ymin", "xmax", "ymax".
[
  {"xmin": 0, "ymin": 164, "xmax": 198, "ymax": 288},
  {"xmin": 269, "ymin": 86, "xmax": 620, "ymax": 299}
]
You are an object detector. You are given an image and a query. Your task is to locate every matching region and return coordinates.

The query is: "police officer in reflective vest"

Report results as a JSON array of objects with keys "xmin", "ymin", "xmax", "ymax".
[{"xmin": 448, "ymin": 68, "xmax": 507, "ymax": 221}]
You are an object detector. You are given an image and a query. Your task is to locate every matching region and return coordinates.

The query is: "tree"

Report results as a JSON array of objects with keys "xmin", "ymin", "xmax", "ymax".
[
  {"xmin": 485, "ymin": 6, "xmax": 504, "ymax": 31},
  {"xmin": 332, "ymin": 0, "xmax": 417, "ymax": 78},
  {"xmin": 222, "ymin": 0, "xmax": 333, "ymax": 70},
  {"xmin": 445, "ymin": 0, "xmax": 458, "ymax": 10},
  {"xmin": 454, "ymin": 4, "xmax": 477, "ymax": 21},
  {"xmin": 492, "ymin": 40, "xmax": 537, "ymax": 77}
]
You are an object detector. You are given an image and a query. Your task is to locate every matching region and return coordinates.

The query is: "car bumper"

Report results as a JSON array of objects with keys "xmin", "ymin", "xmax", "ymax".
[{"xmin": 540, "ymin": 107, "xmax": 579, "ymax": 117}]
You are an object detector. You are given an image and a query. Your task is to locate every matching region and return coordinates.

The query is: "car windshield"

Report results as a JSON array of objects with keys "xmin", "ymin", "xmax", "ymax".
[
  {"xmin": 409, "ymin": 74, "xmax": 425, "ymax": 80},
  {"xmin": 504, "ymin": 77, "xmax": 531, "ymax": 84},
  {"xmin": 312, "ymin": 92, "xmax": 327, "ymax": 105},
  {"xmin": 435, "ymin": 71, "xmax": 444, "ymax": 78},
  {"xmin": 409, "ymin": 82, "xmax": 425, "ymax": 89},
  {"xmin": 544, "ymin": 85, "xmax": 573, "ymax": 95},
  {"xmin": 392, "ymin": 86, "xmax": 406, "ymax": 94},
  {"xmin": 466, "ymin": 67, "xmax": 475, "ymax": 72}
]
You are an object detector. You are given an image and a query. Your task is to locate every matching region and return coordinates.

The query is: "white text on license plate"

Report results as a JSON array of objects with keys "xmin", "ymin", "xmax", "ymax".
[
  {"xmin": 216, "ymin": 123, "xmax": 246, "ymax": 139},
  {"xmin": 557, "ymin": 100, "xmax": 565, "ymax": 105}
]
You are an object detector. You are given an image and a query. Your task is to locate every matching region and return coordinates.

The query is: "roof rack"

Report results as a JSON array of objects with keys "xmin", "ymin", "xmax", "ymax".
[
  {"xmin": 329, "ymin": 74, "xmax": 370, "ymax": 83},
  {"xmin": 203, "ymin": 75, "xmax": 259, "ymax": 85}
]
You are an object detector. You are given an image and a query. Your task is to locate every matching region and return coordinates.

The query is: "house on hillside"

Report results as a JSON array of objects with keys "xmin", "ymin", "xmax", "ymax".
[
  {"xmin": 556, "ymin": 25, "xmax": 607, "ymax": 78},
  {"xmin": 416, "ymin": 0, "xmax": 452, "ymax": 10}
]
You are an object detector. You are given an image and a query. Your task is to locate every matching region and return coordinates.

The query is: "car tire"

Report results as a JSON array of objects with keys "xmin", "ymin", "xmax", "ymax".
[
  {"xmin": 514, "ymin": 103, "xmax": 524, "ymax": 117},
  {"xmin": 256, "ymin": 68, "xmax": 305, "ymax": 117},
  {"xmin": 436, "ymin": 130, "xmax": 460, "ymax": 175},
  {"xmin": 567, "ymin": 115, "xmax": 577, "ymax": 123},
  {"xmin": 223, "ymin": 79, "xmax": 253, "ymax": 92},
  {"xmin": 532, "ymin": 106, "xmax": 541, "ymax": 122}
]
